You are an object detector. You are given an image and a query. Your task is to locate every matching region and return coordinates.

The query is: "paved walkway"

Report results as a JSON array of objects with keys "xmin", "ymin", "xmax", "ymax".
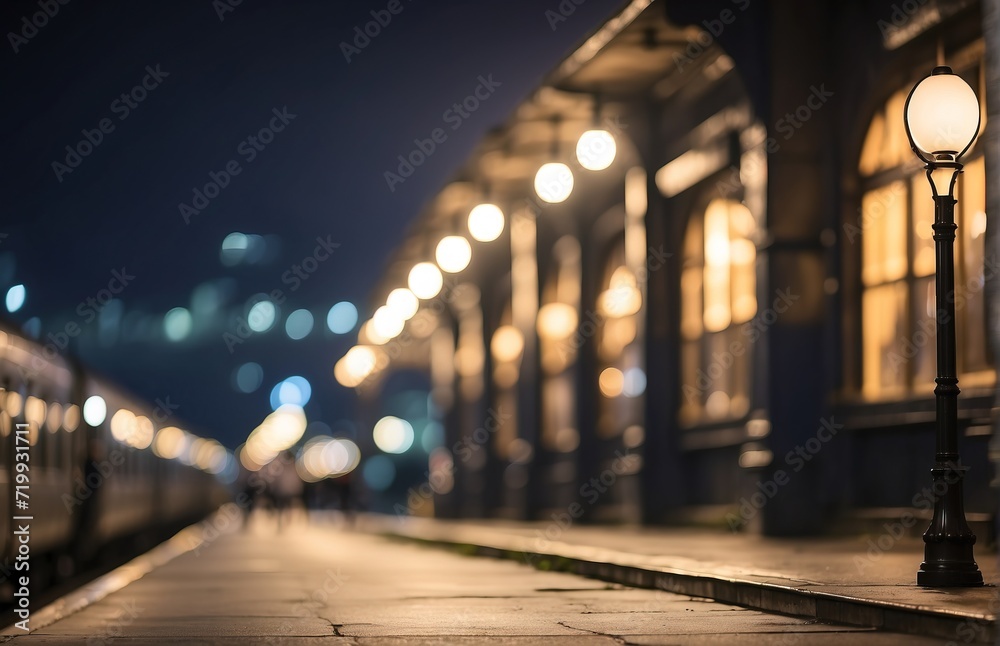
[
  {"xmin": 361, "ymin": 514, "xmax": 999, "ymax": 643},
  {"xmin": 0, "ymin": 510, "xmax": 949, "ymax": 644}
]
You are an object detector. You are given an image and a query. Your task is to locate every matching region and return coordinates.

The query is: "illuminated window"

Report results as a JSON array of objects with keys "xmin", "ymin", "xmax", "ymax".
[
  {"xmin": 596, "ymin": 239, "xmax": 644, "ymax": 438},
  {"xmin": 681, "ymin": 198, "xmax": 756, "ymax": 424},
  {"xmin": 539, "ymin": 237, "xmax": 581, "ymax": 453},
  {"xmin": 491, "ymin": 304, "xmax": 521, "ymax": 460},
  {"xmin": 858, "ymin": 58, "xmax": 992, "ymax": 399}
]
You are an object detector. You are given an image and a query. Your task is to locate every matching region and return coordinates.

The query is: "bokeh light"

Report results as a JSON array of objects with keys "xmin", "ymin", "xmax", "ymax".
[
  {"xmin": 327, "ymin": 301, "xmax": 358, "ymax": 334},
  {"xmin": 372, "ymin": 416, "xmax": 414, "ymax": 454},
  {"xmin": 285, "ymin": 309, "xmax": 314, "ymax": 340}
]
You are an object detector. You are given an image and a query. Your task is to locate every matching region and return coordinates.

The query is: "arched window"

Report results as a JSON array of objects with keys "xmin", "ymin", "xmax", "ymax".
[
  {"xmin": 596, "ymin": 239, "xmax": 645, "ymax": 439},
  {"xmin": 490, "ymin": 304, "xmax": 522, "ymax": 460},
  {"xmin": 856, "ymin": 54, "xmax": 992, "ymax": 399},
  {"xmin": 538, "ymin": 236, "xmax": 581, "ymax": 453},
  {"xmin": 680, "ymin": 198, "xmax": 756, "ymax": 424}
]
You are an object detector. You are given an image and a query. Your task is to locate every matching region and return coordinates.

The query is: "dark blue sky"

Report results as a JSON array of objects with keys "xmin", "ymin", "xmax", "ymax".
[{"xmin": 0, "ymin": 0, "xmax": 626, "ymax": 447}]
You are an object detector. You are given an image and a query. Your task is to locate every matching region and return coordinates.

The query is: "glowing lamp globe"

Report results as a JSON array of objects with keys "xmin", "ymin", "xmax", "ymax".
[
  {"xmin": 576, "ymin": 130, "xmax": 617, "ymax": 171},
  {"xmin": 408, "ymin": 262, "xmax": 443, "ymax": 299},
  {"xmin": 904, "ymin": 66, "xmax": 980, "ymax": 160},
  {"xmin": 386, "ymin": 288, "xmax": 419, "ymax": 321},
  {"xmin": 468, "ymin": 203, "xmax": 505, "ymax": 242},
  {"xmin": 534, "ymin": 162, "xmax": 574, "ymax": 203},
  {"xmin": 435, "ymin": 236, "xmax": 472, "ymax": 273}
]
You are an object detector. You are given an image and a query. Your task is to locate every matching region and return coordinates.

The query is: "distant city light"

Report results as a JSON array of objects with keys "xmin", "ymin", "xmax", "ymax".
[
  {"xmin": 163, "ymin": 307, "xmax": 193, "ymax": 341},
  {"xmin": 234, "ymin": 362, "xmax": 264, "ymax": 394},
  {"xmin": 248, "ymin": 300, "xmax": 277, "ymax": 332},
  {"xmin": 362, "ymin": 456, "xmax": 396, "ymax": 491},
  {"xmin": 285, "ymin": 309, "xmax": 314, "ymax": 340},
  {"xmin": 270, "ymin": 376, "xmax": 311, "ymax": 409},
  {"xmin": 5, "ymin": 284, "xmax": 25, "ymax": 313},
  {"xmin": 372, "ymin": 416, "xmax": 414, "ymax": 454},
  {"xmin": 327, "ymin": 301, "xmax": 358, "ymax": 334},
  {"xmin": 83, "ymin": 395, "xmax": 107, "ymax": 427}
]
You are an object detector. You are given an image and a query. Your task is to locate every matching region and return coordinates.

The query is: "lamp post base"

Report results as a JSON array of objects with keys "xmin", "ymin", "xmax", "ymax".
[
  {"xmin": 916, "ymin": 465, "xmax": 984, "ymax": 587},
  {"xmin": 917, "ymin": 563, "xmax": 984, "ymax": 587}
]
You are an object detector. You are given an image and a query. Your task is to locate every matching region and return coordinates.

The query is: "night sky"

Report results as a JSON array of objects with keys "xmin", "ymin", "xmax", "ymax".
[{"xmin": 0, "ymin": 0, "xmax": 626, "ymax": 448}]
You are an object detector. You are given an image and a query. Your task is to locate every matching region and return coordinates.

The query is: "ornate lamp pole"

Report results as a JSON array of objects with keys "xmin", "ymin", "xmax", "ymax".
[{"xmin": 903, "ymin": 66, "xmax": 984, "ymax": 587}]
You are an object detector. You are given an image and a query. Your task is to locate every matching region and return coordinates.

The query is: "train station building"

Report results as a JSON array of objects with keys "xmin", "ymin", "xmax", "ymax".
[{"xmin": 338, "ymin": 0, "xmax": 1000, "ymax": 538}]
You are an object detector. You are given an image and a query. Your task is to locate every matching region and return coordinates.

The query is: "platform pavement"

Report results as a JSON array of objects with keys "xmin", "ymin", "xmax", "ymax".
[
  {"xmin": 357, "ymin": 514, "xmax": 1000, "ymax": 643},
  {"xmin": 0, "ymin": 509, "xmax": 954, "ymax": 645}
]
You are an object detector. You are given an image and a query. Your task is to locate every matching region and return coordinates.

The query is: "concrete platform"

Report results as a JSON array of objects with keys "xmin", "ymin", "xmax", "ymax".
[
  {"xmin": 360, "ymin": 514, "xmax": 999, "ymax": 643},
  {"xmin": 0, "ymin": 509, "xmax": 951, "ymax": 644}
]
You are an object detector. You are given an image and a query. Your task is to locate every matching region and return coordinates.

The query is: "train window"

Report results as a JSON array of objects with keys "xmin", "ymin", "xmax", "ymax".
[{"xmin": 857, "ymin": 58, "xmax": 993, "ymax": 399}]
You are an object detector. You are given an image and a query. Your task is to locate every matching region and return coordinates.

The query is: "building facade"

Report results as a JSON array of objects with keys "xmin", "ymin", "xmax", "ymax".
[{"xmin": 341, "ymin": 0, "xmax": 1000, "ymax": 538}]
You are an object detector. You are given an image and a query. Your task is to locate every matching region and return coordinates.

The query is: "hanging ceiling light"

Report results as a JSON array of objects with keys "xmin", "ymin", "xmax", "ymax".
[
  {"xmin": 435, "ymin": 235, "xmax": 472, "ymax": 273},
  {"xmin": 386, "ymin": 288, "xmax": 419, "ymax": 321},
  {"xmin": 576, "ymin": 95, "xmax": 617, "ymax": 171},
  {"xmin": 535, "ymin": 117, "xmax": 574, "ymax": 204},
  {"xmin": 408, "ymin": 261, "xmax": 443, "ymax": 299},
  {"xmin": 468, "ymin": 203, "xmax": 505, "ymax": 242}
]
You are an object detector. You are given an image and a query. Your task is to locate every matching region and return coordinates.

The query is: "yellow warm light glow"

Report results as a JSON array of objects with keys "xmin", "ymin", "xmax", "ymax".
[
  {"xmin": 491, "ymin": 325, "xmax": 524, "ymax": 363},
  {"xmin": 408, "ymin": 262, "xmax": 443, "ymax": 299},
  {"xmin": 435, "ymin": 236, "xmax": 472, "ymax": 273},
  {"xmin": 131, "ymin": 415, "xmax": 154, "ymax": 449},
  {"xmin": 46, "ymin": 402, "xmax": 62, "ymax": 433},
  {"xmin": 576, "ymin": 129, "xmax": 617, "ymax": 171},
  {"xmin": 598, "ymin": 267, "xmax": 641, "ymax": 318},
  {"xmin": 63, "ymin": 404, "xmax": 80, "ymax": 432},
  {"xmin": 599, "ymin": 367, "xmax": 625, "ymax": 398},
  {"xmin": 905, "ymin": 69, "xmax": 980, "ymax": 157},
  {"xmin": 110, "ymin": 409, "xmax": 136, "ymax": 443},
  {"xmin": 335, "ymin": 345, "xmax": 380, "ymax": 388},
  {"xmin": 25, "ymin": 396, "xmax": 45, "ymax": 428},
  {"xmin": 386, "ymin": 288, "xmax": 419, "ymax": 321},
  {"xmin": 153, "ymin": 426, "xmax": 187, "ymax": 459},
  {"xmin": 468, "ymin": 203, "xmax": 505, "ymax": 242},
  {"xmin": 372, "ymin": 306, "xmax": 404, "ymax": 340},
  {"xmin": 534, "ymin": 162, "xmax": 574, "ymax": 203},
  {"xmin": 537, "ymin": 302, "xmax": 578, "ymax": 340},
  {"xmin": 5, "ymin": 391, "xmax": 22, "ymax": 418}
]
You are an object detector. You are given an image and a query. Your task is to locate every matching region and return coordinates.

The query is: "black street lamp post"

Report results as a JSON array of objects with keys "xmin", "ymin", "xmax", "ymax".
[{"xmin": 903, "ymin": 65, "xmax": 984, "ymax": 587}]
